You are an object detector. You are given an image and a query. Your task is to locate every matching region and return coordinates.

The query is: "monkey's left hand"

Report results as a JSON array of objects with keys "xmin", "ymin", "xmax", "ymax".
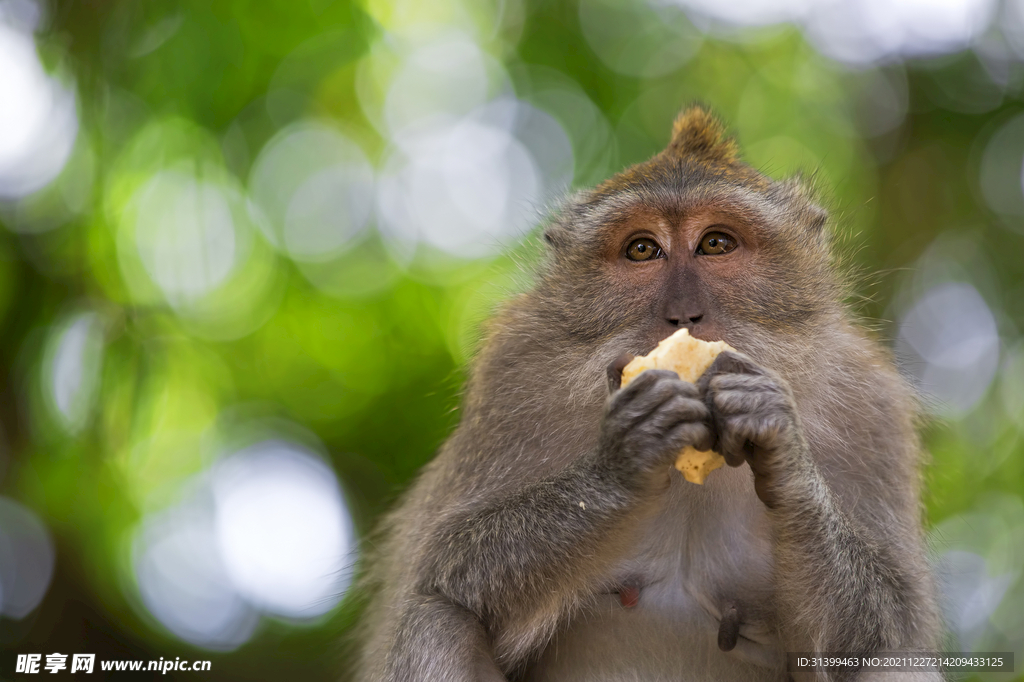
[{"xmin": 700, "ymin": 351, "xmax": 812, "ymax": 509}]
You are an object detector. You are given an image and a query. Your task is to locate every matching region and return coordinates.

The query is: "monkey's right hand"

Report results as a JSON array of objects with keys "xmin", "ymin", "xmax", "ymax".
[{"xmin": 596, "ymin": 366, "xmax": 713, "ymax": 493}]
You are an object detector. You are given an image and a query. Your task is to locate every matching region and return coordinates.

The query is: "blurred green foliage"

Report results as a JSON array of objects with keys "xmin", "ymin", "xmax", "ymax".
[{"xmin": 0, "ymin": 0, "xmax": 1022, "ymax": 679}]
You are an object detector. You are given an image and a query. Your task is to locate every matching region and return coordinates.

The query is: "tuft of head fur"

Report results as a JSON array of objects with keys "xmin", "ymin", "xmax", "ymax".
[
  {"xmin": 592, "ymin": 104, "xmax": 768, "ymax": 199},
  {"xmin": 666, "ymin": 105, "xmax": 739, "ymax": 163}
]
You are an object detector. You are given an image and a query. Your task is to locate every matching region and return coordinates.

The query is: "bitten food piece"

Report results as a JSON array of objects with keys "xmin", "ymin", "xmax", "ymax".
[{"xmin": 621, "ymin": 329, "xmax": 734, "ymax": 484}]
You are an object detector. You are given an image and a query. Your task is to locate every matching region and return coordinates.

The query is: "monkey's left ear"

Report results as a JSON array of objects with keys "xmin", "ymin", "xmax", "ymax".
[
  {"xmin": 665, "ymin": 105, "xmax": 740, "ymax": 165},
  {"xmin": 778, "ymin": 175, "xmax": 828, "ymax": 233}
]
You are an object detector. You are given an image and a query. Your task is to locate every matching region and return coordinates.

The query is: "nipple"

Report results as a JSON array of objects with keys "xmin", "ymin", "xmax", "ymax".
[
  {"xmin": 619, "ymin": 586, "xmax": 640, "ymax": 608},
  {"xmin": 718, "ymin": 604, "xmax": 740, "ymax": 652}
]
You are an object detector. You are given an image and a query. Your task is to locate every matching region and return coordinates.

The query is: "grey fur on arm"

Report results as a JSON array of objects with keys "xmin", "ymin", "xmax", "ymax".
[{"xmin": 705, "ymin": 350, "xmax": 940, "ymax": 679}]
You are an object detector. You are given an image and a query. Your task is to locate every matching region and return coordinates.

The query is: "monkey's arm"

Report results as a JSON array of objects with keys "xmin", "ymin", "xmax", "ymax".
[
  {"xmin": 375, "ymin": 469, "xmax": 625, "ymax": 682},
  {"xmin": 704, "ymin": 352, "xmax": 940, "ymax": 668},
  {"xmin": 389, "ymin": 370, "xmax": 711, "ymax": 678}
]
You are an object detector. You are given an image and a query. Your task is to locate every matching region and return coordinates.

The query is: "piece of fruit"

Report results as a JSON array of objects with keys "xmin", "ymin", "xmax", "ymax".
[{"xmin": 621, "ymin": 328, "xmax": 733, "ymax": 484}]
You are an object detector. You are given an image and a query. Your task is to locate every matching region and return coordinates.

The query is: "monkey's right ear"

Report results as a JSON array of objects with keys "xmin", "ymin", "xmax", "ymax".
[{"xmin": 543, "ymin": 224, "xmax": 568, "ymax": 249}]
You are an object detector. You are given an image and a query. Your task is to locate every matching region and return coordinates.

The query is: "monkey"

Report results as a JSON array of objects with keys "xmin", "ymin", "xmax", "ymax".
[{"xmin": 354, "ymin": 105, "xmax": 943, "ymax": 681}]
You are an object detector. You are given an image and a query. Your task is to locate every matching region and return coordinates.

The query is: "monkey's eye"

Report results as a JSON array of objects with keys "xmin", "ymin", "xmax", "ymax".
[
  {"xmin": 626, "ymin": 238, "xmax": 663, "ymax": 261},
  {"xmin": 696, "ymin": 232, "xmax": 736, "ymax": 256}
]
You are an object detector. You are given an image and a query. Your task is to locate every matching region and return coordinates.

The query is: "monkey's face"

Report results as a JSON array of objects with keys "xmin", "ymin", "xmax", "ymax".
[
  {"xmin": 542, "ymin": 179, "xmax": 837, "ymax": 358},
  {"xmin": 540, "ymin": 107, "xmax": 838, "ymax": 358},
  {"xmin": 599, "ymin": 198, "xmax": 751, "ymax": 348}
]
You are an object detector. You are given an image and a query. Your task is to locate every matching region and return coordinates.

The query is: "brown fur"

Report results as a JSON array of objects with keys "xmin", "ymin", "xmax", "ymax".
[
  {"xmin": 593, "ymin": 105, "xmax": 769, "ymax": 200},
  {"xmin": 354, "ymin": 106, "xmax": 941, "ymax": 682}
]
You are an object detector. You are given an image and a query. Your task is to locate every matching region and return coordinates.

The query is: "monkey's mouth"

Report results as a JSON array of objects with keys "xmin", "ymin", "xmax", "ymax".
[{"xmin": 652, "ymin": 325, "xmax": 722, "ymax": 348}]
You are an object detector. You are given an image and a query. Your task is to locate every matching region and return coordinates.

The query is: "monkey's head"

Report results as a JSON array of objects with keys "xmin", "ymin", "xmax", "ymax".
[{"xmin": 539, "ymin": 105, "xmax": 841, "ymax": 357}]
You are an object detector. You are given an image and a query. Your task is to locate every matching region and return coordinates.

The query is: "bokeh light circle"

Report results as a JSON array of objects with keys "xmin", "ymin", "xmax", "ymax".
[
  {"xmin": 132, "ymin": 436, "xmax": 356, "ymax": 647},
  {"xmin": 43, "ymin": 311, "xmax": 105, "ymax": 435},
  {"xmin": 802, "ymin": 0, "xmax": 998, "ymax": 64},
  {"xmin": 377, "ymin": 99, "xmax": 572, "ymax": 260},
  {"xmin": 111, "ymin": 131, "xmax": 284, "ymax": 341},
  {"xmin": 579, "ymin": 0, "xmax": 702, "ymax": 78},
  {"xmin": 897, "ymin": 281, "xmax": 1000, "ymax": 416},
  {"xmin": 212, "ymin": 441, "xmax": 354, "ymax": 619},
  {"xmin": 0, "ymin": 496, "xmax": 55, "ymax": 619},
  {"xmin": 132, "ymin": 171, "xmax": 239, "ymax": 307},
  {"xmin": 930, "ymin": 496, "xmax": 1024, "ymax": 651},
  {"xmin": 248, "ymin": 121, "xmax": 374, "ymax": 262},
  {"xmin": 134, "ymin": 502, "xmax": 260, "ymax": 650},
  {"xmin": 0, "ymin": 23, "xmax": 77, "ymax": 199},
  {"xmin": 383, "ymin": 34, "xmax": 494, "ymax": 134}
]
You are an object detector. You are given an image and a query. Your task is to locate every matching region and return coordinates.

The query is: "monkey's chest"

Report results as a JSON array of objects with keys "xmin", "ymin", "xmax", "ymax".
[{"xmin": 526, "ymin": 467, "xmax": 786, "ymax": 681}]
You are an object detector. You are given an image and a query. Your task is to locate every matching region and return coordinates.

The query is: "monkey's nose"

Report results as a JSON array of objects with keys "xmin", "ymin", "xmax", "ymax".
[{"xmin": 667, "ymin": 314, "xmax": 703, "ymax": 327}]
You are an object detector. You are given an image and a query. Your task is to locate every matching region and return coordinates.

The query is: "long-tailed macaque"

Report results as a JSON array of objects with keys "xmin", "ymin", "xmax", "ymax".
[{"xmin": 356, "ymin": 106, "xmax": 942, "ymax": 681}]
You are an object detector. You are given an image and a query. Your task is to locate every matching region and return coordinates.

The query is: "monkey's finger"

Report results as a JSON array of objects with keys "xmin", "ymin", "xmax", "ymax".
[
  {"xmin": 608, "ymin": 371, "xmax": 685, "ymax": 432},
  {"xmin": 614, "ymin": 366, "xmax": 678, "ymax": 399},
  {"xmin": 709, "ymin": 386, "xmax": 784, "ymax": 418},
  {"xmin": 703, "ymin": 392, "xmax": 724, "ymax": 456},
  {"xmin": 606, "ymin": 352, "xmax": 635, "ymax": 393},
  {"xmin": 612, "ymin": 369, "xmax": 682, "ymax": 411},
  {"xmin": 709, "ymin": 373, "xmax": 782, "ymax": 396},
  {"xmin": 634, "ymin": 378, "xmax": 702, "ymax": 421},
  {"xmin": 717, "ymin": 425, "xmax": 749, "ymax": 468},
  {"xmin": 704, "ymin": 350, "xmax": 768, "ymax": 382},
  {"xmin": 663, "ymin": 421, "xmax": 713, "ymax": 455},
  {"xmin": 718, "ymin": 414, "xmax": 766, "ymax": 467},
  {"xmin": 672, "ymin": 379, "xmax": 702, "ymax": 400},
  {"xmin": 689, "ymin": 421, "xmax": 715, "ymax": 453},
  {"xmin": 643, "ymin": 395, "xmax": 709, "ymax": 434},
  {"xmin": 720, "ymin": 414, "xmax": 790, "ymax": 468},
  {"xmin": 648, "ymin": 396, "xmax": 713, "ymax": 452},
  {"xmin": 696, "ymin": 352, "xmax": 755, "ymax": 400}
]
